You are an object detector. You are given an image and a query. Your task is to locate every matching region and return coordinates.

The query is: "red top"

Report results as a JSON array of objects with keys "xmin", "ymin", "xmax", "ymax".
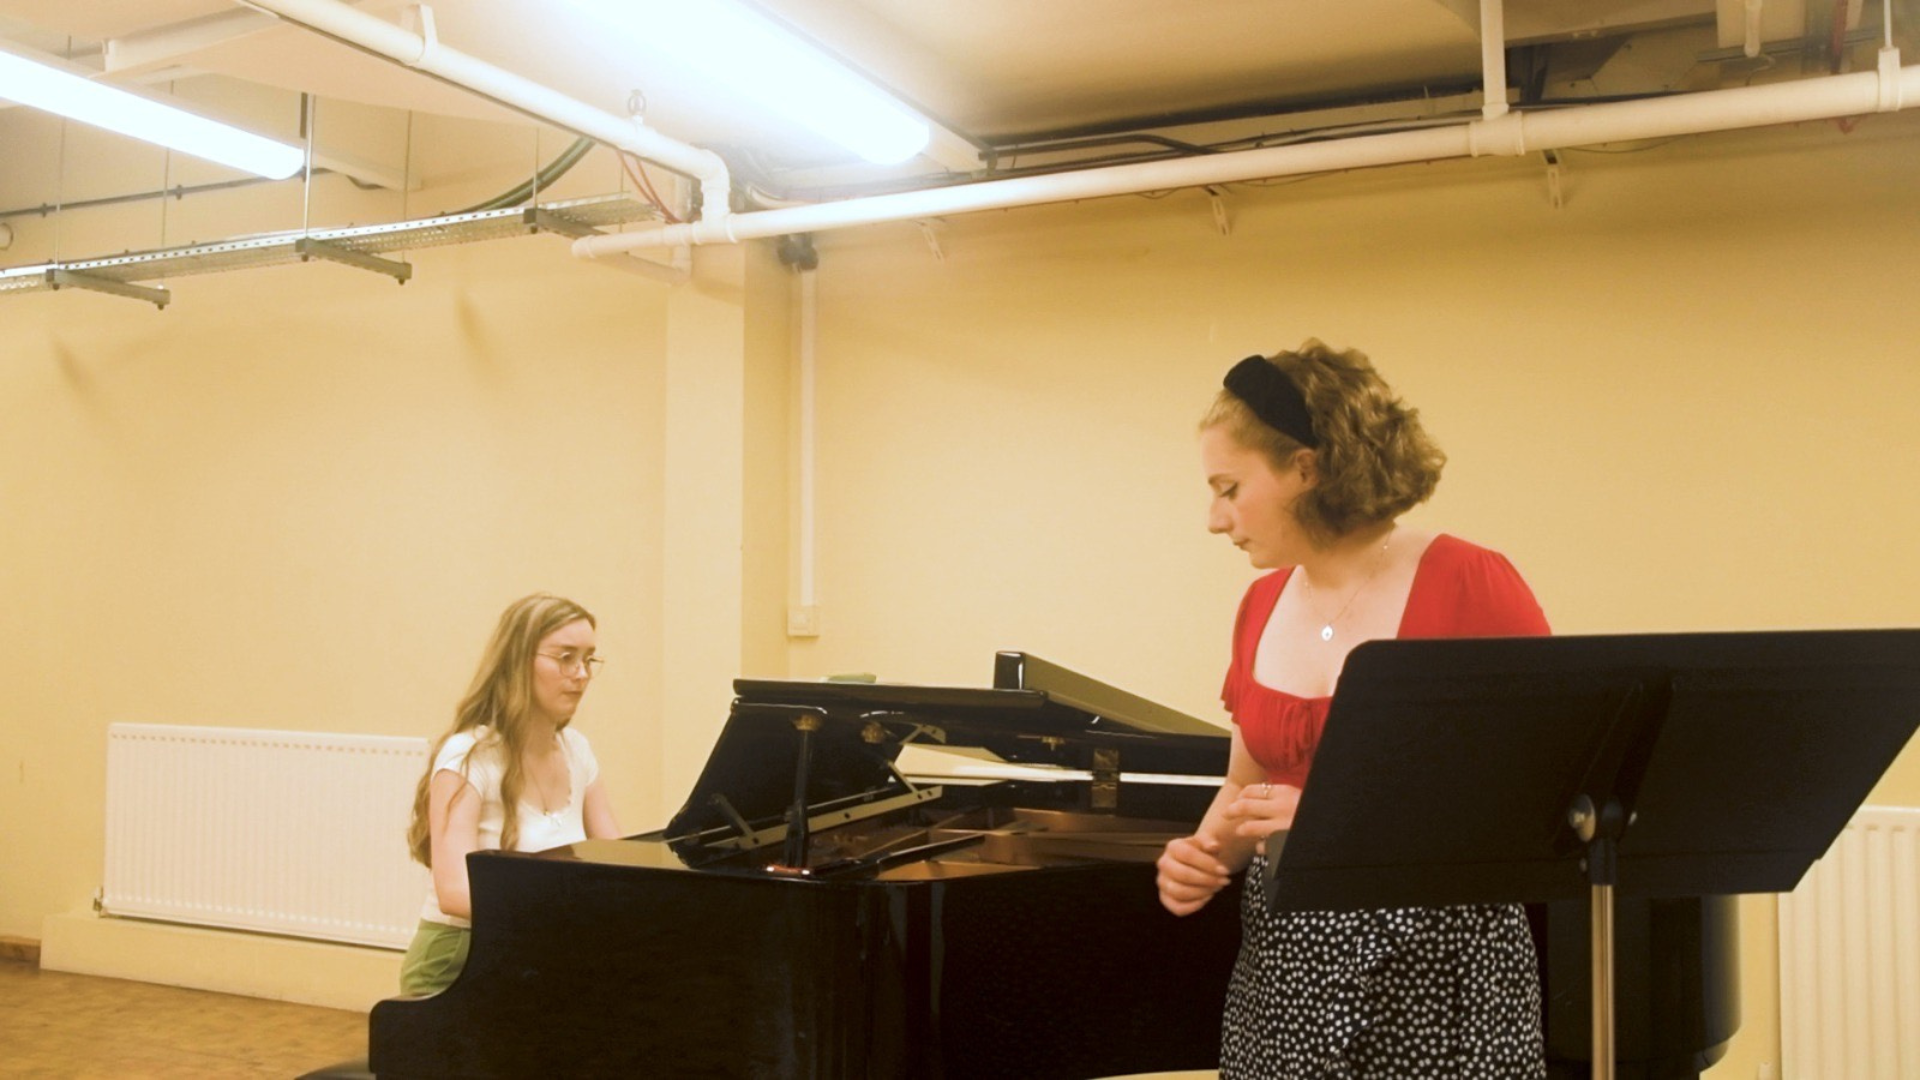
[{"xmin": 1221, "ymin": 534, "xmax": 1551, "ymax": 786}]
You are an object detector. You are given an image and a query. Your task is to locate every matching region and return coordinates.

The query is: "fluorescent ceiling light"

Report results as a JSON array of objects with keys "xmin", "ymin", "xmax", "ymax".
[
  {"xmin": 562, "ymin": 0, "xmax": 930, "ymax": 165},
  {"xmin": 0, "ymin": 47, "xmax": 304, "ymax": 179}
]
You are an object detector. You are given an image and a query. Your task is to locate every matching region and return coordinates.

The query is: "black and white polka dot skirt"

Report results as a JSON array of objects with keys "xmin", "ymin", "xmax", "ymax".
[{"xmin": 1220, "ymin": 853, "xmax": 1546, "ymax": 1079}]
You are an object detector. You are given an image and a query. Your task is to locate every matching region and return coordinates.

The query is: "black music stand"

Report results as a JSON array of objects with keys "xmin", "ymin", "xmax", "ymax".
[{"xmin": 1262, "ymin": 629, "xmax": 1920, "ymax": 1080}]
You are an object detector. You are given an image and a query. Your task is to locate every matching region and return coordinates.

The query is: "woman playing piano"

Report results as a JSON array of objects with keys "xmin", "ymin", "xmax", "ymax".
[
  {"xmin": 1156, "ymin": 340, "xmax": 1550, "ymax": 1077},
  {"xmin": 397, "ymin": 593, "xmax": 623, "ymax": 996}
]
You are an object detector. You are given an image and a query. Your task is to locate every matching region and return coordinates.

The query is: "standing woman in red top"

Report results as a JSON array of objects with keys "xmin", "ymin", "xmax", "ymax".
[{"xmin": 1156, "ymin": 340, "xmax": 1551, "ymax": 1078}]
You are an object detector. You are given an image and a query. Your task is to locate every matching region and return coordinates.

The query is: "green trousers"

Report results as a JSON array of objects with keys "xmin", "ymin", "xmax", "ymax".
[{"xmin": 398, "ymin": 919, "xmax": 471, "ymax": 996}]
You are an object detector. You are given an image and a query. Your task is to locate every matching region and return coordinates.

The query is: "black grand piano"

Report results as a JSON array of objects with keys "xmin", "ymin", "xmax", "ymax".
[{"xmin": 367, "ymin": 653, "xmax": 1738, "ymax": 1079}]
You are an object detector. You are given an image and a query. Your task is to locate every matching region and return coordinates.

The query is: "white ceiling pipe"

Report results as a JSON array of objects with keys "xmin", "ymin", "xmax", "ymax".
[
  {"xmin": 1481, "ymin": 0, "xmax": 1509, "ymax": 120},
  {"xmin": 577, "ymin": 125, "xmax": 1468, "ymax": 253},
  {"xmin": 577, "ymin": 59, "xmax": 1917, "ymax": 257},
  {"xmin": 243, "ymin": 0, "xmax": 731, "ymax": 218},
  {"xmin": 1471, "ymin": 53, "xmax": 1911, "ymax": 155}
]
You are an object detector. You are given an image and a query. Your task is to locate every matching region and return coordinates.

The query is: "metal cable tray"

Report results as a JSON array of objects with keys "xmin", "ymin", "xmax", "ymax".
[{"xmin": 0, "ymin": 193, "xmax": 662, "ymax": 308}]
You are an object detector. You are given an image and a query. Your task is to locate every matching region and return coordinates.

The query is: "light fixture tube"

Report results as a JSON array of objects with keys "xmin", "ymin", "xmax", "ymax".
[
  {"xmin": 561, "ymin": 0, "xmax": 930, "ymax": 165},
  {"xmin": 0, "ymin": 47, "xmax": 304, "ymax": 179}
]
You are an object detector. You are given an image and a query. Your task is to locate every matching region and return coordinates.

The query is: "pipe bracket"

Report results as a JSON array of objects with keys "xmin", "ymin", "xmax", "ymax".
[
  {"xmin": 1879, "ymin": 48, "xmax": 1904, "ymax": 111},
  {"xmin": 918, "ymin": 220, "xmax": 947, "ymax": 261},
  {"xmin": 405, "ymin": 5, "xmax": 438, "ymax": 68},
  {"xmin": 1209, "ymin": 189, "xmax": 1232, "ymax": 235}
]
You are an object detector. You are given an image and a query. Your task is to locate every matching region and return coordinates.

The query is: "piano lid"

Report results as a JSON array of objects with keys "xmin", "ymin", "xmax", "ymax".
[{"xmin": 660, "ymin": 652, "xmax": 1227, "ymax": 850}]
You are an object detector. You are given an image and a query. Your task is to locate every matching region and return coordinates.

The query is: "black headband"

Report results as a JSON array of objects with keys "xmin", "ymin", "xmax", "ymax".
[{"xmin": 1224, "ymin": 355, "xmax": 1319, "ymax": 447}]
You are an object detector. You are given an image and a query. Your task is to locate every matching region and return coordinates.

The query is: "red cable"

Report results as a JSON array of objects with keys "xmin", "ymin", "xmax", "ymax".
[{"xmin": 621, "ymin": 153, "xmax": 681, "ymax": 224}]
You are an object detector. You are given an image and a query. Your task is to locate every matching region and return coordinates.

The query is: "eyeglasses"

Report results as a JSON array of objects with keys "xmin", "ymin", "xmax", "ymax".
[{"xmin": 538, "ymin": 650, "xmax": 605, "ymax": 678}]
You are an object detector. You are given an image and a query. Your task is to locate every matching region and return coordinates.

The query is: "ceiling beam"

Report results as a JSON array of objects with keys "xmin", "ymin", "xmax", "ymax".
[{"xmin": 102, "ymin": 10, "xmax": 279, "ymax": 77}]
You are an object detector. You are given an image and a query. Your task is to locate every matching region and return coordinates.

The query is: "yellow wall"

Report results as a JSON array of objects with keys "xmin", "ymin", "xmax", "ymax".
[
  {"xmin": 0, "ymin": 238, "xmax": 673, "ymax": 941},
  {"xmin": 791, "ymin": 114, "xmax": 1920, "ymax": 706},
  {"xmin": 4, "ymin": 102, "xmax": 1918, "ymax": 1073}
]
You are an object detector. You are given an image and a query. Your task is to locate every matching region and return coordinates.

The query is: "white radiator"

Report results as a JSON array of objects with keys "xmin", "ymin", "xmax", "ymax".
[
  {"xmin": 104, "ymin": 723, "xmax": 430, "ymax": 949},
  {"xmin": 1778, "ymin": 804, "xmax": 1920, "ymax": 1080}
]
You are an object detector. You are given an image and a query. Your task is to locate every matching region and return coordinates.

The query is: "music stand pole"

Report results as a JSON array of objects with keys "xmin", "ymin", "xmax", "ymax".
[{"xmin": 1571, "ymin": 794, "xmax": 1625, "ymax": 1080}]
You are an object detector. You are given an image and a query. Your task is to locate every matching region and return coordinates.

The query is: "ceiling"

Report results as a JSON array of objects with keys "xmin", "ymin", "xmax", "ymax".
[{"xmin": 0, "ymin": 0, "xmax": 1900, "ymax": 235}]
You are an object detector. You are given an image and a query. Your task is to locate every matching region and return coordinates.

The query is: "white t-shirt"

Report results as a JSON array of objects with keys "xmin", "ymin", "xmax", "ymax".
[{"xmin": 421, "ymin": 724, "xmax": 600, "ymax": 927}]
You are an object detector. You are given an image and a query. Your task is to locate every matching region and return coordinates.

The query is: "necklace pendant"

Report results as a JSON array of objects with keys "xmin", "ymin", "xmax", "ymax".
[{"xmin": 1319, "ymin": 624, "xmax": 1334, "ymax": 642}]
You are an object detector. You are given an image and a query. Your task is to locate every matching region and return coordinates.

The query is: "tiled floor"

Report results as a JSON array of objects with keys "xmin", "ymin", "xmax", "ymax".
[{"xmin": 0, "ymin": 959, "xmax": 367, "ymax": 1079}]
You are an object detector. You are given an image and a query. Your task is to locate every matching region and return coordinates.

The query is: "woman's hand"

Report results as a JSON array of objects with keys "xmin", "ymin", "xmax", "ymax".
[
  {"xmin": 1157, "ymin": 833, "xmax": 1233, "ymax": 917},
  {"xmin": 1225, "ymin": 782, "xmax": 1300, "ymax": 856}
]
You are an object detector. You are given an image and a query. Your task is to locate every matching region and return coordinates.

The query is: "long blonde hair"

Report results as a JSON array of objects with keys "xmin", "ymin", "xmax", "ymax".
[{"xmin": 407, "ymin": 593, "xmax": 596, "ymax": 867}]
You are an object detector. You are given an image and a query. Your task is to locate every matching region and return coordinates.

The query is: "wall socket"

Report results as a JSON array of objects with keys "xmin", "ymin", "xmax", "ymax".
[{"xmin": 787, "ymin": 604, "xmax": 821, "ymax": 638}]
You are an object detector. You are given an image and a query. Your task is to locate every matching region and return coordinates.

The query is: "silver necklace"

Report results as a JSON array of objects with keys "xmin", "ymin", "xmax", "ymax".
[
  {"xmin": 1301, "ymin": 535, "xmax": 1392, "ymax": 642},
  {"xmin": 529, "ymin": 738, "xmax": 566, "ymax": 820},
  {"xmin": 529, "ymin": 771, "xmax": 564, "ymax": 820}
]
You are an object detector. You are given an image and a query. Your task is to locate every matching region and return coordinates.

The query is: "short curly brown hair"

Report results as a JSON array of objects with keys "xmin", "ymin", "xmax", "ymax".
[{"xmin": 1202, "ymin": 339, "xmax": 1445, "ymax": 543}]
